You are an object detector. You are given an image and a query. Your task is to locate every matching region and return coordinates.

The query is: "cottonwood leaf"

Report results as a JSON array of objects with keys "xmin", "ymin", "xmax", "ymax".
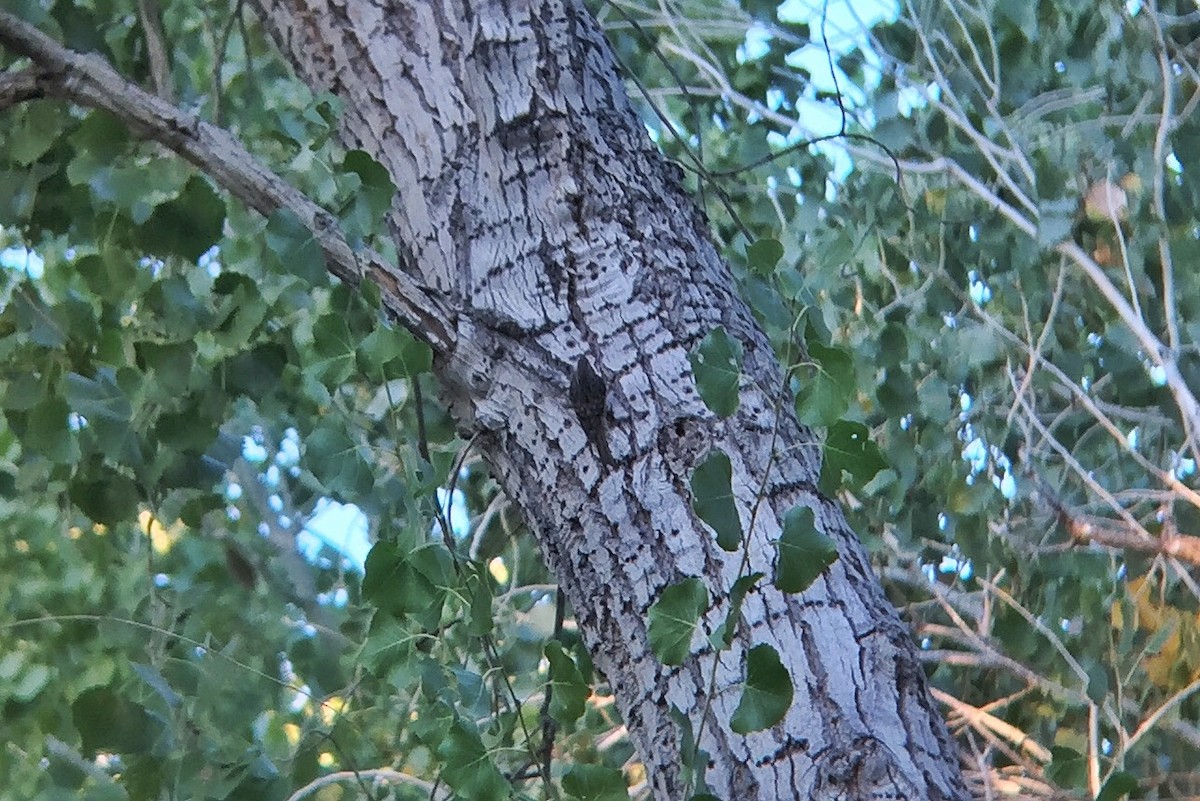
[
  {"xmin": 545, "ymin": 641, "xmax": 588, "ymax": 724},
  {"xmin": 691, "ymin": 449, "xmax": 742, "ymax": 551},
  {"xmin": 265, "ymin": 208, "xmax": 327, "ymax": 285},
  {"xmin": 562, "ymin": 765, "xmax": 628, "ymax": 801},
  {"xmin": 362, "ymin": 541, "xmax": 451, "ymax": 628},
  {"xmin": 795, "ymin": 339, "xmax": 855, "ymax": 427},
  {"xmin": 648, "ymin": 578, "xmax": 708, "ymax": 666},
  {"xmin": 730, "ymin": 644, "xmax": 793, "ymax": 733},
  {"xmin": 690, "ymin": 326, "xmax": 743, "ymax": 417},
  {"xmin": 1095, "ymin": 771, "xmax": 1138, "ymax": 801},
  {"xmin": 711, "ymin": 572, "xmax": 763, "ymax": 651},
  {"xmin": 820, "ymin": 420, "xmax": 887, "ymax": 494},
  {"xmin": 73, "ymin": 687, "xmax": 159, "ymax": 755},
  {"xmin": 438, "ymin": 719, "xmax": 509, "ymax": 801},
  {"xmin": 746, "ymin": 238, "xmax": 784, "ymax": 274},
  {"xmin": 309, "ymin": 313, "xmax": 358, "ymax": 386},
  {"xmin": 775, "ymin": 507, "xmax": 838, "ymax": 593},
  {"xmin": 69, "ymin": 469, "xmax": 139, "ymax": 526},
  {"xmin": 135, "ymin": 176, "xmax": 225, "ymax": 261}
]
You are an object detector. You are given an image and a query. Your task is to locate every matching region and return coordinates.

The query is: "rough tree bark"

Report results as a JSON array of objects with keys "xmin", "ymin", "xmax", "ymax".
[{"xmin": 0, "ymin": 2, "xmax": 969, "ymax": 798}]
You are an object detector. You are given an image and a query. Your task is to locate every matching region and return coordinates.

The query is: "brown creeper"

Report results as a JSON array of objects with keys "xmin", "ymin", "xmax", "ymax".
[{"xmin": 569, "ymin": 356, "xmax": 614, "ymax": 466}]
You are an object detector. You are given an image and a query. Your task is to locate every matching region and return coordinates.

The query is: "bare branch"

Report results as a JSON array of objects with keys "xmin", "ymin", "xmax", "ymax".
[{"xmin": 931, "ymin": 687, "xmax": 1052, "ymax": 764}]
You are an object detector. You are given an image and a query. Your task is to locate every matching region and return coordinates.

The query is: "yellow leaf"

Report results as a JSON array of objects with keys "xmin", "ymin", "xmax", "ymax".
[{"xmin": 1119, "ymin": 172, "xmax": 1143, "ymax": 194}]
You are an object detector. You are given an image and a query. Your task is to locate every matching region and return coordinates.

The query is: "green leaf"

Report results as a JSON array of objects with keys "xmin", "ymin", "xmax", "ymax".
[
  {"xmin": 437, "ymin": 719, "xmax": 509, "ymax": 801},
  {"xmin": 265, "ymin": 208, "xmax": 327, "ymax": 286},
  {"xmin": 467, "ymin": 570, "xmax": 494, "ymax": 637},
  {"xmin": 361, "ymin": 541, "xmax": 451, "ymax": 626},
  {"xmin": 144, "ymin": 275, "xmax": 209, "ymax": 339},
  {"xmin": 647, "ymin": 578, "xmax": 708, "ymax": 666},
  {"xmin": 820, "ymin": 420, "xmax": 887, "ymax": 494},
  {"xmin": 711, "ymin": 572, "xmax": 763, "ymax": 651},
  {"xmin": 211, "ymin": 273, "xmax": 268, "ymax": 346},
  {"xmin": 746, "ymin": 238, "xmax": 784, "ymax": 275},
  {"xmin": 361, "ymin": 615, "xmax": 418, "ymax": 678},
  {"xmin": 545, "ymin": 641, "xmax": 588, "ymax": 724},
  {"xmin": 66, "ymin": 109, "xmax": 129, "ymax": 166},
  {"xmin": 452, "ymin": 667, "xmax": 491, "ymax": 720},
  {"xmin": 411, "ymin": 697, "xmax": 455, "ymax": 749},
  {"xmin": 730, "ymin": 644, "xmax": 793, "ymax": 734},
  {"xmin": 877, "ymin": 323, "xmax": 908, "ymax": 368},
  {"xmin": 72, "ymin": 687, "xmax": 159, "ymax": 755},
  {"xmin": 69, "ymin": 468, "xmax": 140, "ymax": 526},
  {"xmin": 137, "ymin": 341, "xmax": 194, "ymax": 394},
  {"xmin": 1085, "ymin": 661, "xmax": 1109, "ymax": 704},
  {"xmin": 223, "ymin": 344, "xmax": 287, "ymax": 400},
  {"xmin": 690, "ymin": 326, "xmax": 743, "ymax": 417},
  {"xmin": 795, "ymin": 339, "xmax": 855, "ymax": 427},
  {"xmin": 996, "ymin": 0, "xmax": 1036, "ymax": 30},
  {"xmin": 1095, "ymin": 771, "xmax": 1137, "ymax": 801},
  {"xmin": 64, "ymin": 369, "xmax": 136, "ymax": 457},
  {"xmin": 178, "ymin": 491, "xmax": 221, "ymax": 528},
  {"xmin": 343, "ymin": 150, "xmax": 396, "ymax": 212},
  {"xmin": 9, "ymin": 662, "xmax": 52, "ymax": 702},
  {"xmin": 876, "ymin": 369, "xmax": 918, "ymax": 417},
  {"xmin": 308, "ymin": 313, "xmax": 358, "ymax": 386},
  {"xmin": 562, "ymin": 764, "xmax": 628, "ymax": 801},
  {"xmin": 358, "ymin": 325, "xmax": 431, "ymax": 376},
  {"xmin": 76, "ymin": 251, "xmax": 141, "ymax": 304},
  {"xmin": 339, "ymin": 150, "xmax": 396, "ymax": 243},
  {"xmin": 775, "ymin": 506, "xmax": 838, "ymax": 593},
  {"xmin": 1046, "ymin": 746, "xmax": 1088, "ymax": 789},
  {"xmin": 8, "ymin": 103, "xmax": 62, "ymax": 165},
  {"xmin": 131, "ymin": 662, "xmax": 182, "ymax": 708},
  {"xmin": 690, "ymin": 449, "xmax": 742, "ymax": 551},
  {"xmin": 1, "ymin": 371, "xmax": 46, "ymax": 412},
  {"xmin": 0, "ymin": 166, "xmax": 44, "ymax": 224},
  {"xmin": 135, "ymin": 176, "xmax": 225, "ymax": 261},
  {"xmin": 26, "ymin": 397, "xmax": 78, "ymax": 464},
  {"xmin": 11, "ymin": 288, "xmax": 67, "ymax": 348}
]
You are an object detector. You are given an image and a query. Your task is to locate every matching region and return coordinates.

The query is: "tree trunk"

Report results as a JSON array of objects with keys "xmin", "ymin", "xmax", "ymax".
[
  {"xmin": 245, "ymin": 2, "xmax": 967, "ymax": 797},
  {"xmin": 0, "ymin": 0, "xmax": 969, "ymax": 796}
]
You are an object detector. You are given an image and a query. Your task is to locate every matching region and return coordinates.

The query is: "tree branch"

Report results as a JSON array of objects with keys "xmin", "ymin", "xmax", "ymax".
[
  {"xmin": 0, "ymin": 11, "xmax": 454, "ymax": 352},
  {"xmin": 0, "ymin": 66, "xmax": 44, "ymax": 112},
  {"xmin": 283, "ymin": 768, "xmax": 444, "ymax": 801},
  {"xmin": 135, "ymin": 0, "xmax": 175, "ymax": 102}
]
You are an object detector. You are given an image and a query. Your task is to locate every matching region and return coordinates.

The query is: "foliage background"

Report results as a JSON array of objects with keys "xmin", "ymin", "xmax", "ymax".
[{"xmin": 3, "ymin": 0, "xmax": 1200, "ymax": 798}]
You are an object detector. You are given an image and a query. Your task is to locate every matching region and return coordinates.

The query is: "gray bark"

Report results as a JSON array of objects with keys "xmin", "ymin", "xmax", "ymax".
[
  {"xmin": 0, "ymin": 2, "xmax": 970, "ymax": 798},
  {"xmin": 246, "ymin": 2, "xmax": 967, "ymax": 797}
]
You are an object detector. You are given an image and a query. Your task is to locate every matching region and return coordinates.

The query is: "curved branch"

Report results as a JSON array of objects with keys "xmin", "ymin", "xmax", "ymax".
[
  {"xmin": 283, "ymin": 768, "xmax": 444, "ymax": 801},
  {"xmin": 0, "ymin": 11, "xmax": 454, "ymax": 352}
]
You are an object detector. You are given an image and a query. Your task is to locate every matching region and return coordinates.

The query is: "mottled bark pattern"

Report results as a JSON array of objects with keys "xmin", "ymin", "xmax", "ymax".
[{"xmin": 250, "ymin": 0, "xmax": 968, "ymax": 797}]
